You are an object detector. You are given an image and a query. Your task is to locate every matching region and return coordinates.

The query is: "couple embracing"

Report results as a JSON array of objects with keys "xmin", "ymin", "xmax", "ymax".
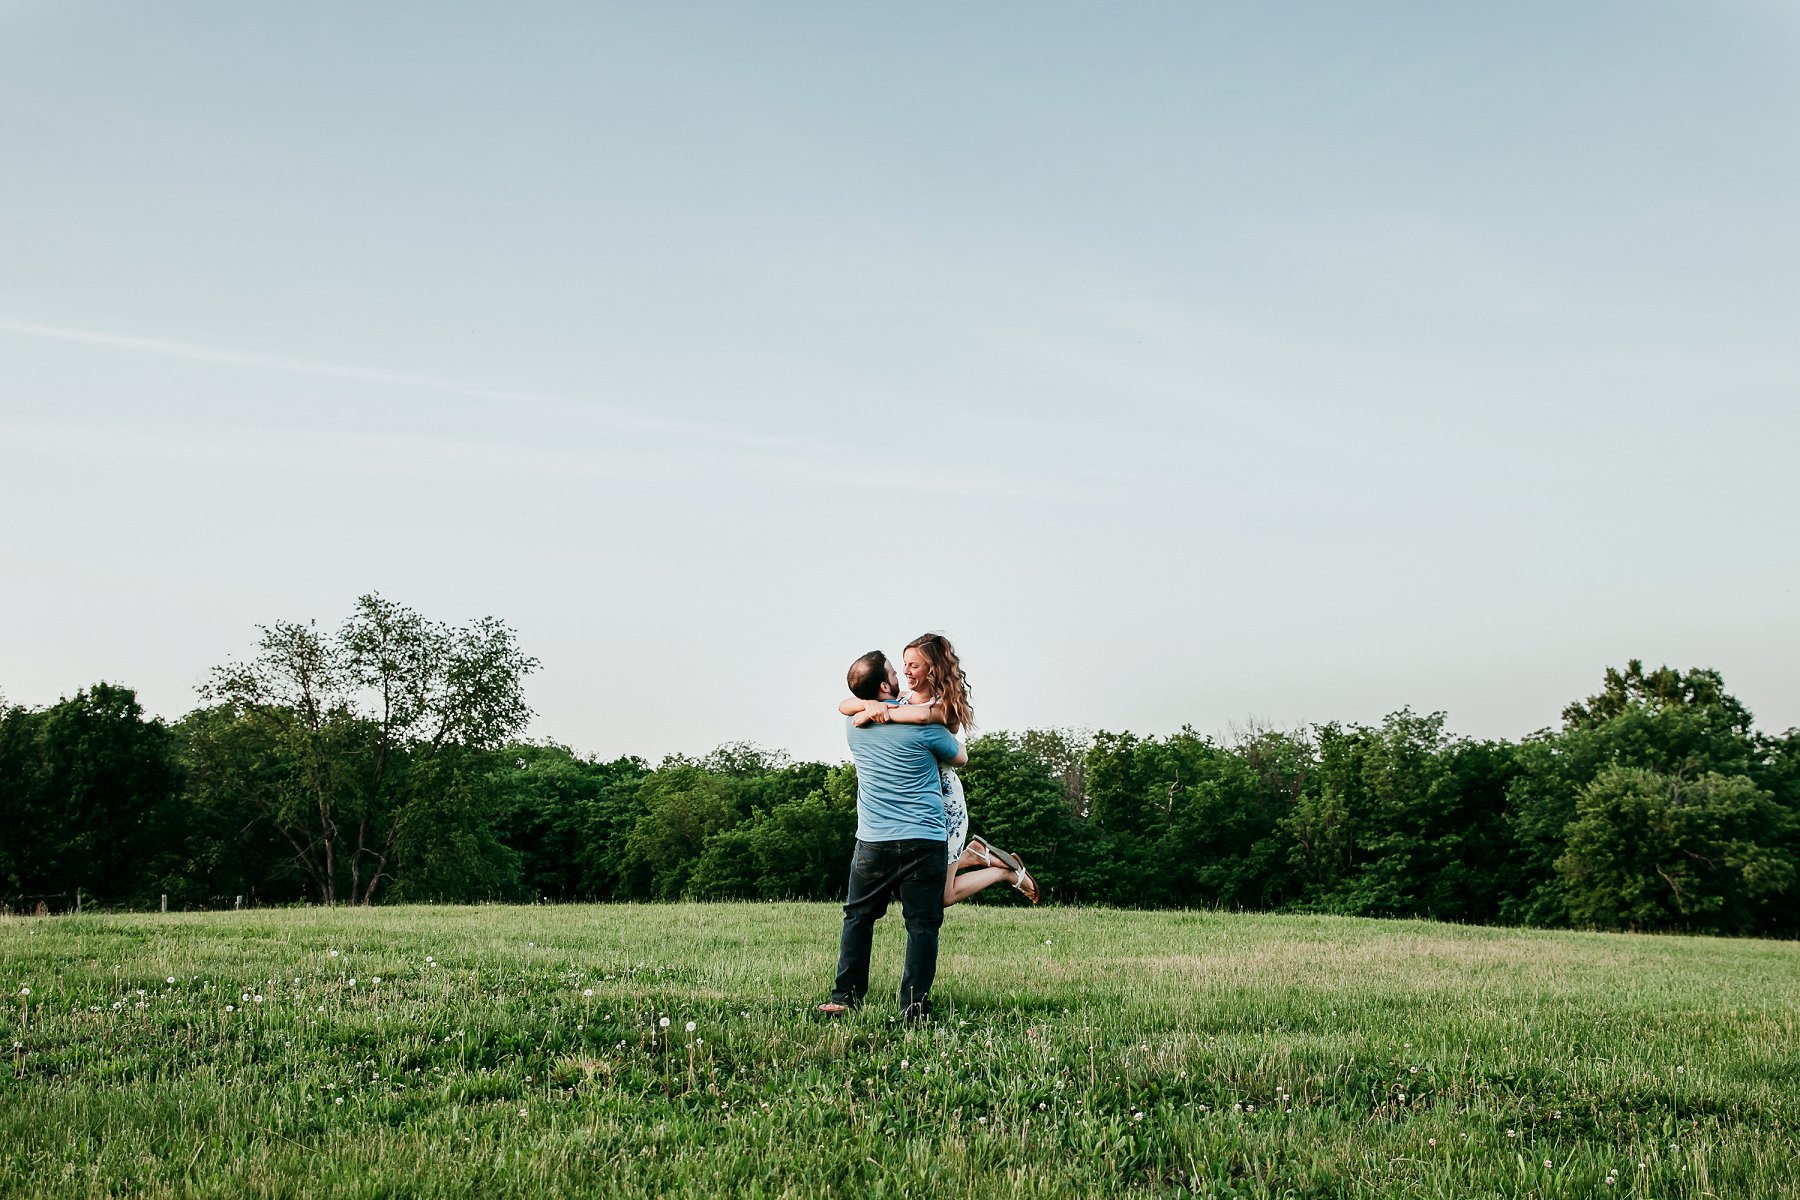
[{"xmin": 817, "ymin": 633, "xmax": 1038, "ymax": 1022}]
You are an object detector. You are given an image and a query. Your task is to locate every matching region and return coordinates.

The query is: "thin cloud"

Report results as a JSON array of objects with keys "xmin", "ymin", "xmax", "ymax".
[
  {"xmin": 0, "ymin": 316, "xmax": 716, "ymax": 438},
  {"xmin": 0, "ymin": 316, "xmax": 1139, "ymax": 500}
]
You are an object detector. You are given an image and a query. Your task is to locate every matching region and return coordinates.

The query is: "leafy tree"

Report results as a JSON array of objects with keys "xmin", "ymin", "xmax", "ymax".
[
  {"xmin": 1562, "ymin": 660, "xmax": 1758, "ymax": 777},
  {"xmin": 1084, "ymin": 731, "xmax": 1158, "ymax": 839},
  {"xmin": 1155, "ymin": 731, "xmax": 1292, "ymax": 910},
  {"xmin": 739, "ymin": 772, "xmax": 857, "ymax": 899},
  {"xmin": 0, "ymin": 685, "xmax": 180, "ymax": 907},
  {"xmin": 388, "ymin": 750, "xmax": 521, "ymax": 903},
  {"xmin": 685, "ymin": 767, "xmax": 858, "ymax": 901},
  {"xmin": 1557, "ymin": 766, "xmax": 1795, "ymax": 934},
  {"xmin": 491, "ymin": 743, "xmax": 649, "ymax": 901},
  {"xmin": 1504, "ymin": 661, "xmax": 1765, "ymax": 926},
  {"xmin": 1017, "ymin": 727, "xmax": 1093, "ymax": 818},
  {"xmin": 962, "ymin": 733, "xmax": 1078, "ymax": 902},
  {"xmin": 166, "ymin": 703, "xmax": 313, "ymax": 905},
  {"xmin": 204, "ymin": 594, "xmax": 536, "ymax": 904},
  {"xmin": 616, "ymin": 764, "xmax": 736, "ymax": 899}
]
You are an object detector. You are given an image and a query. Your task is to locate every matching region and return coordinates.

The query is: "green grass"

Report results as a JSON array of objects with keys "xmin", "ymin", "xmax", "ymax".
[{"xmin": 3, "ymin": 903, "xmax": 1797, "ymax": 1198}]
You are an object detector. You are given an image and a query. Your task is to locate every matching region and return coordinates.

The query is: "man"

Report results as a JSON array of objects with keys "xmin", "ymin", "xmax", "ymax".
[{"xmin": 818, "ymin": 649, "xmax": 966, "ymax": 1021}]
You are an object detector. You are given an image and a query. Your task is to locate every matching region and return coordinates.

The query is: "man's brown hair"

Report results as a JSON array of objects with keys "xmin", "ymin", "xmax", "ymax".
[{"xmin": 846, "ymin": 650, "xmax": 891, "ymax": 700}]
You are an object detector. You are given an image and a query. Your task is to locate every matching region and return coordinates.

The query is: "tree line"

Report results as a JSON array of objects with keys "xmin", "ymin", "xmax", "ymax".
[{"xmin": 3, "ymin": 595, "xmax": 1796, "ymax": 936}]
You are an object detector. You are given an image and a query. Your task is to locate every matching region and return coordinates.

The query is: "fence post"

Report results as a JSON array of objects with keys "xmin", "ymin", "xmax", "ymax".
[
  {"xmin": 234, "ymin": 895, "xmax": 242, "ymax": 911},
  {"xmin": 76, "ymin": 888, "xmax": 82, "ymax": 914},
  {"xmin": 160, "ymin": 894, "xmax": 168, "ymax": 914}
]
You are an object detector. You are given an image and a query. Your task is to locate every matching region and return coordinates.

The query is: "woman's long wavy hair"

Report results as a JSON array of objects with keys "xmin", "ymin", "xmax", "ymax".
[{"xmin": 906, "ymin": 632, "xmax": 974, "ymax": 734}]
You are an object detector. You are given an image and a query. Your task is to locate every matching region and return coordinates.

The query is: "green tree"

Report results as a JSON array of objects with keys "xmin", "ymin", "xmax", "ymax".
[
  {"xmin": 491, "ymin": 743, "xmax": 649, "ymax": 901},
  {"xmin": 617, "ymin": 764, "xmax": 736, "ymax": 899},
  {"xmin": 1557, "ymin": 766, "xmax": 1795, "ymax": 934},
  {"xmin": 0, "ymin": 684, "xmax": 180, "ymax": 907},
  {"xmin": 166, "ymin": 703, "xmax": 313, "ymax": 905},
  {"xmin": 1504, "ymin": 661, "xmax": 1765, "ymax": 926},
  {"xmin": 962, "ymin": 733, "xmax": 1078, "ymax": 902},
  {"xmin": 204, "ymin": 594, "xmax": 537, "ymax": 904}
]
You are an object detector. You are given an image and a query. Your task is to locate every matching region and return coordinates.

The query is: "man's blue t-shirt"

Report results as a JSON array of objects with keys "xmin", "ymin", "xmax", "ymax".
[{"xmin": 845, "ymin": 717, "xmax": 961, "ymax": 842}]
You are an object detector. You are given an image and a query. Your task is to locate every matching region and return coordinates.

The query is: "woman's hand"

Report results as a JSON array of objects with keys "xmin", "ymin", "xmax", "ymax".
[{"xmin": 850, "ymin": 702, "xmax": 891, "ymax": 727}]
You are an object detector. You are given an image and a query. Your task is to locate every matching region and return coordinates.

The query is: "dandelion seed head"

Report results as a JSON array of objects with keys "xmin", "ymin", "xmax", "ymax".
[
  {"xmin": 329, "ymin": 950, "xmax": 339, "ymax": 958},
  {"xmin": 659, "ymin": 1017, "xmax": 670, "ymax": 1028},
  {"xmin": 685, "ymin": 1021, "xmax": 696, "ymax": 1032}
]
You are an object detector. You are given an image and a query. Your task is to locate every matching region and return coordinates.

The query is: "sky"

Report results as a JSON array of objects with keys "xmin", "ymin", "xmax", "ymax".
[{"xmin": 3, "ymin": 1, "xmax": 1797, "ymax": 764}]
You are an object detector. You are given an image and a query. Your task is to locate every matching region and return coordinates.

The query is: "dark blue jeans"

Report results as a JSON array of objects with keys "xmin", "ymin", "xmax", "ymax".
[{"xmin": 830, "ymin": 837, "xmax": 947, "ymax": 1018}]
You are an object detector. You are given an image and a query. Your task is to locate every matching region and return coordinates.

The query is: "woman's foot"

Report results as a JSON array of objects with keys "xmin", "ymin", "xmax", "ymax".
[
  {"xmin": 816, "ymin": 1002, "xmax": 852, "ymax": 1018},
  {"xmin": 966, "ymin": 835, "xmax": 1021, "ymax": 872},
  {"xmin": 1010, "ymin": 860, "xmax": 1040, "ymax": 905}
]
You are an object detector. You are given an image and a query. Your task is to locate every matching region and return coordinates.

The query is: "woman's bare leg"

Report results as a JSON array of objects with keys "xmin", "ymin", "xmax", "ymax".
[{"xmin": 944, "ymin": 864, "xmax": 1017, "ymax": 908}]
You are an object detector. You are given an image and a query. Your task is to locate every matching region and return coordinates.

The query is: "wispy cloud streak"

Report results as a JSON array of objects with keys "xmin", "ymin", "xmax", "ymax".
[{"xmin": 0, "ymin": 317, "xmax": 1094, "ymax": 499}]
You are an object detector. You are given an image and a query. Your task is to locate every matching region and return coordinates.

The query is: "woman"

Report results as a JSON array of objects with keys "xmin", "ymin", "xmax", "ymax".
[{"xmin": 840, "ymin": 633, "xmax": 1039, "ymax": 905}]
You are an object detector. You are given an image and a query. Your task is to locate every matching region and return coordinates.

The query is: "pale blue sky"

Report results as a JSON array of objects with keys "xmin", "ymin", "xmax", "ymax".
[{"xmin": 3, "ymin": 2, "xmax": 1797, "ymax": 762}]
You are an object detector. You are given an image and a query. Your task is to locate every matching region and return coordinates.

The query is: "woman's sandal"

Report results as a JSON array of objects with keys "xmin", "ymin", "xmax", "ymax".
[
  {"xmin": 1010, "ymin": 859, "xmax": 1041, "ymax": 905},
  {"xmin": 966, "ymin": 835, "xmax": 1022, "ymax": 873}
]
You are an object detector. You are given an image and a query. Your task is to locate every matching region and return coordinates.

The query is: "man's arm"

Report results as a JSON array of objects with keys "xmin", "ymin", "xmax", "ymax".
[{"xmin": 929, "ymin": 726, "xmax": 967, "ymax": 767}]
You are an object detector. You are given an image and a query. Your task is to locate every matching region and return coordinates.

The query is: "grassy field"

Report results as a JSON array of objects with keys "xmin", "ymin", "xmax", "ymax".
[{"xmin": 2, "ymin": 903, "xmax": 1796, "ymax": 1199}]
